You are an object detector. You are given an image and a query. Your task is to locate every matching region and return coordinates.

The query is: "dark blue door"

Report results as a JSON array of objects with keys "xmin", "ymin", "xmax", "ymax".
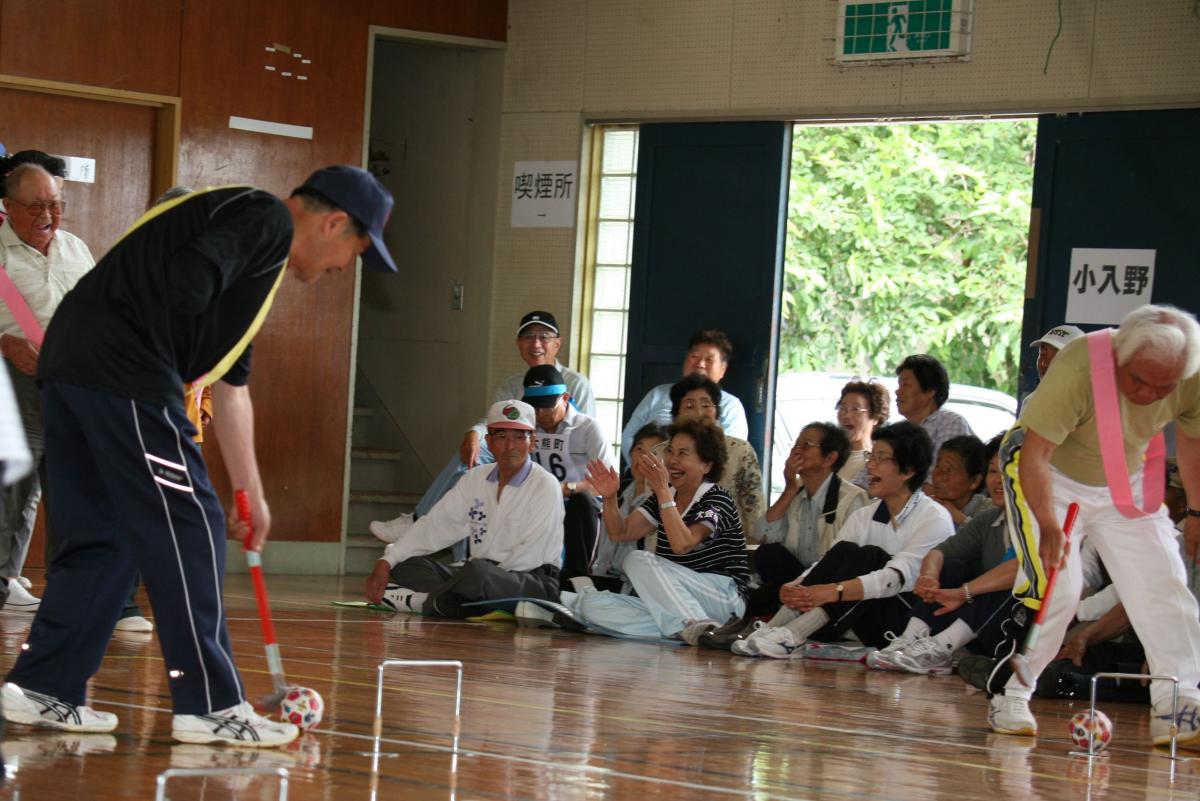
[
  {"xmin": 1020, "ymin": 109, "xmax": 1200, "ymax": 398},
  {"xmin": 623, "ymin": 122, "xmax": 791, "ymax": 465}
]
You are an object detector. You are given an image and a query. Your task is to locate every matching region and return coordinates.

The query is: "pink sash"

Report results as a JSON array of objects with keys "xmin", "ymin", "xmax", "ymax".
[
  {"xmin": 0, "ymin": 265, "xmax": 44, "ymax": 347},
  {"xmin": 1087, "ymin": 328, "xmax": 1165, "ymax": 518}
]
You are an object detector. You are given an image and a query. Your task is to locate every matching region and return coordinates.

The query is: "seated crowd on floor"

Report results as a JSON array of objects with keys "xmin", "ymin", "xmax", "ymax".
[{"xmin": 366, "ymin": 309, "xmax": 1200, "ymax": 742}]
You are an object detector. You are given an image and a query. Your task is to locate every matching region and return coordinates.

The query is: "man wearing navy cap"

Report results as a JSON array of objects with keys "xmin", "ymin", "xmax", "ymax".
[{"xmin": 3, "ymin": 165, "xmax": 397, "ymax": 748}]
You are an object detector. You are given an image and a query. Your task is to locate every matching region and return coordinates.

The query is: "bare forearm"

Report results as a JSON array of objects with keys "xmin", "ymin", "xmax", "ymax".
[
  {"xmin": 1083, "ymin": 603, "xmax": 1132, "ymax": 646},
  {"xmin": 918, "ymin": 549, "xmax": 945, "ymax": 580},
  {"xmin": 210, "ymin": 382, "xmax": 263, "ymax": 498},
  {"xmin": 764, "ymin": 487, "xmax": 799, "ymax": 524},
  {"xmin": 1017, "ymin": 438, "xmax": 1058, "ymax": 534},
  {"xmin": 964, "ymin": 558, "xmax": 1019, "ymax": 596}
]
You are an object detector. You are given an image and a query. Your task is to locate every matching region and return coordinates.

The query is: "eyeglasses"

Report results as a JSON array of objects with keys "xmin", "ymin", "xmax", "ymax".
[
  {"xmin": 681, "ymin": 399, "xmax": 716, "ymax": 410},
  {"xmin": 519, "ymin": 333, "xmax": 558, "ymax": 343},
  {"xmin": 7, "ymin": 198, "xmax": 66, "ymax": 216},
  {"xmin": 835, "ymin": 403, "xmax": 870, "ymax": 414},
  {"xmin": 793, "ymin": 438, "xmax": 822, "ymax": 451},
  {"xmin": 864, "ymin": 452, "xmax": 896, "ymax": 464}
]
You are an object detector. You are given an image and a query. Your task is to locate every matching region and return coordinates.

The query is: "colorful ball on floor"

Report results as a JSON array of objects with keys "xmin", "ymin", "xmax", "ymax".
[
  {"xmin": 1068, "ymin": 709, "xmax": 1113, "ymax": 751},
  {"xmin": 280, "ymin": 686, "xmax": 324, "ymax": 730}
]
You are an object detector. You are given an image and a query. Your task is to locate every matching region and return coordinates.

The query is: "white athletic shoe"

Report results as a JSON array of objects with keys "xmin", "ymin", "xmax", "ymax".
[
  {"xmin": 4, "ymin": 579, "xmax": 40, "ymax": 611},
  {"xmin": 380, "ymin": 584, "xmax": 427, "ymax": 613},
  {"xmin": 114, "ymin": 614, "xmax": 155, "ymax": 633},
  {"xmin": 753, "ymin": 627, "xmax": 805, "ymax": 659},
  {"xmin": 1151, "ymin": 695, "xmax": 1200, "ymax": 749},
  {"xmin": 2, "ymin": 682, "xmax": 118, "ymax": 733},
  {"xmin": 16, "ymin": 575, "xmax": 32, "ymax": 590},
  {"xmin": 798, "ymin": 641, "xmax": 876, "ymax": 663},
  {"xmin": 873, "ymin": 637, "xmax": 954, "ymax": 675},
  {"xmin": 988, "ymin": 694, "xmax": 1038, "ymax": 736},
  {"xmin": 173, "ymin": 701, "xmax": 299, "ymax": 748},
  {"xmin": 514, "ymin": 600, "xmax": 556, "ymax": 626},
  {"xmin": 369, "ymin": 513, "xmax": 414, "ymax": 544},
  {"xmin": 730, "ymin": 621, "xmax": 769, "ymax": 656}
]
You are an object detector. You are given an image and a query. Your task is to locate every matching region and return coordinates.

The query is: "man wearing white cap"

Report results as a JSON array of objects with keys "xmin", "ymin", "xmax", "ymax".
[
  {"xmin": 1030, "ymin": 324, "xmax": 1085, "ymax": 380},
  {"xmin": 365, "ymin": 400, "xmax": 565, "ymax": 617}
]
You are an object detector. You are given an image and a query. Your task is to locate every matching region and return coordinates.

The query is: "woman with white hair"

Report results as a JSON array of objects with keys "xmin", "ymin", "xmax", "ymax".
[{"xmin": 984, "ymin": 303, "xmax": 1200, "ymax": 748}]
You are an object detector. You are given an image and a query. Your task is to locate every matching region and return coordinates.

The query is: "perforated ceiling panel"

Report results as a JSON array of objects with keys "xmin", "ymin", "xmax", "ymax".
[
  {"xmin": 584, "ymin": 0, "xmax": 734, "ymax": 113},
  {"xmin": 1089, "ymin": 0, "xmax": 1200, "ymax": 100},
  {"xmin": 504, "ymin": 0, "xmax": 587, "ymax": 113},
  {"xmin": 900, "ymin": 0, "xmax": 1093, "ymax": 108}
]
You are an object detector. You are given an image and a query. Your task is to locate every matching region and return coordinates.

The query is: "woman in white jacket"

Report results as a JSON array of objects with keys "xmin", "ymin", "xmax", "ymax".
[{"xmin": 733, "ymin": 421, "xmax": 954, "ymax": 659}]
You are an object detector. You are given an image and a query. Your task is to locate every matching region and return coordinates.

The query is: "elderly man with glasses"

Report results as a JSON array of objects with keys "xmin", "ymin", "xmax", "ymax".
[{"xmin": 0, "ymin": 163, "xmax": 93, "ymax": 612}]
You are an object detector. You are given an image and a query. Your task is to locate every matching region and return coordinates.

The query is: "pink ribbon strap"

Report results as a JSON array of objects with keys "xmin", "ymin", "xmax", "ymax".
[
  {"xmin": 1087, "ymin": 327, "xmax": 1165, "ymax": 518},
  {"xmin": 0, "ymin": 265, "xmax": 44, "ymax": 347}
]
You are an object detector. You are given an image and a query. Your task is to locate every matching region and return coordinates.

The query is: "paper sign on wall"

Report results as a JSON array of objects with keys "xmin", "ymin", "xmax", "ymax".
[
  {"xmin": 511, "ymin": 160, "xmax": 577, "ymax": 228},
  {"xmin": 1064, "ymin": 248, "xmax": 1155, "ymax": 325}
]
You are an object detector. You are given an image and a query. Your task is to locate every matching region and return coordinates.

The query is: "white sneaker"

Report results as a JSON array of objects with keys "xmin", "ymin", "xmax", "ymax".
[
  {"xmin": 2, "ymin": 682, "xmax": 118, "ymax": 732},
  {"xmin": 173, "ymin": 701, "xmax": 299, "ymax": 747},
  {"xmin": 988, "ymin": 694, "xmax": 1037, "ymax": 736},
  {"xmin": 369, "ymin": 513, "xmax": 414, "ymax": 544},
  {"xmin": 514, "ymin": 600, "xmax": 556, "ymax": 626},
  {"xmin": 4, "ymin": 578, "xmax": 40, "ymax": 611},
  {"xmin": 799, "ymin": 641, "xmax": 876, "ymax": 663},
  {"xmin": 380, "ymin": 584, "xmax": 426, "ymax": 613},
  {"xmin": 879, "ymin": 629, "xmax": 918, "ymax": 653},
  {"xmin": 730, "ymin": 621, "xmax": 769, "ymax": 656},
  {"xmin": 1151, "ymin": 695, "xmax": 1200, "ymax": 749},
  {"xmin": 750, "ymin": 627, "xmax": 804, "ymax": 659},
  {"xmin": 878, "ymin": 636, "xmax": 954, "ymax": 675},
  {"xmin": 16, "ymin": 576, "xmax": 32, "ymax": 590},
  {"xmin": 114, "ymin": 615, "xmax": 155, "ymax": 633}
]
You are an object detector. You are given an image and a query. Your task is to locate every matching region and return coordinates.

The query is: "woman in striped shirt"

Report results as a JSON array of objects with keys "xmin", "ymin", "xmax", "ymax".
[{"xmin": 564, "ymin": 417, "xmax": 750, "ymax": 644}]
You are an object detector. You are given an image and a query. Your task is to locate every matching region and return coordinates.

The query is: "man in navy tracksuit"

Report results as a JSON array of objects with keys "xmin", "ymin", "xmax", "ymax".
[{"xmin": 2, "ymin": 165, "xmax": 396, "ymax": 747}]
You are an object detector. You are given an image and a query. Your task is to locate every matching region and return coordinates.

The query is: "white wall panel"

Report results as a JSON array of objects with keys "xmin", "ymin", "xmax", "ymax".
[{"xmin": 504, "ymin": 0, "xmax": 587, "ymax": 113}]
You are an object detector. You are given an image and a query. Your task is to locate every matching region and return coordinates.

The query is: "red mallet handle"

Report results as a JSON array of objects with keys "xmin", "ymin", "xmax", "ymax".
[{"xmin": 236, "ymin": 489, "xmax": 278, "ymax": 647}]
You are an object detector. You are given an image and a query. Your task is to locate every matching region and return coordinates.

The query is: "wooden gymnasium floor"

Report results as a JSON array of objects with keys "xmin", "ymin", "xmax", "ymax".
[{"xmin": 1, "ymin": 571, "xmax": 1197, "ymax": 801}]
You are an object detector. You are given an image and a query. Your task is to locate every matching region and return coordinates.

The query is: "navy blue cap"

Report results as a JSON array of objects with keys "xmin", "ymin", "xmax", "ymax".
[{"xmin": 298, "ymin": 165, "xmax": 397, "ymax": 273}]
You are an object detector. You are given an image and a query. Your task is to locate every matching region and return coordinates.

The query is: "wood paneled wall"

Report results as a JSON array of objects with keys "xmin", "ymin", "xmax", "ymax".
[{"xmin": 0, "ymin": 0, "xmax": 506, "ymax": 545}]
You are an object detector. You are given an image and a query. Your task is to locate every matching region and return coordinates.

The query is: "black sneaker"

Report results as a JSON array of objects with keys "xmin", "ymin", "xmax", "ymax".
[{"xmin": 698, "ymin": 617, "xmax": 757, "ymax": 651}]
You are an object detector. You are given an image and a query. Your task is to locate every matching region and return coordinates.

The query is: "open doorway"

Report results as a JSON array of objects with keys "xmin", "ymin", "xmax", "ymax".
[
  {"xmin": 770, "ymin": 119, "xmax": 1036, "ymax": 497},
  {"xmin": 346, "ymin": 31, "xmax": 504, "ymax": 573}
]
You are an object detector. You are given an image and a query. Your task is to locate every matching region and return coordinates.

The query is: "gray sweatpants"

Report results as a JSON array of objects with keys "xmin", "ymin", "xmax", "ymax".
[{"xmin": 0, "ymin": 366, "xmax": 42, "ymax": 579}]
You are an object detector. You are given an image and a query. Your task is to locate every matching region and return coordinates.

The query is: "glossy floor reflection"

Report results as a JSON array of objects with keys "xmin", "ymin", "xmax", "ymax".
[{"xmin": 0, "ymin": 572, "xmax": 1196, "ymax": 800}]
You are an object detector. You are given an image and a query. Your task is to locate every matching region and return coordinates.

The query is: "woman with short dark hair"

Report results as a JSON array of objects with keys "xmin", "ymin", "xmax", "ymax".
[
  {"xmin": 732, "ymin": 421, "xmax": 954, "ymax": 659},
  {"xmin": 837, "ymin": 379, "xmax": 891, "ymax": 488},
  {"xmin": 668, "ymin": 373, "xmax": 764, "ymax": 533}
]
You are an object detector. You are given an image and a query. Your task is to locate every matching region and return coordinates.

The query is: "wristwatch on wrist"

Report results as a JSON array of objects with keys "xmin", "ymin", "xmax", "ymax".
[
  {"xmin": 566, "ymin": 481, "xmax": 577, "ymax": 495},
  {"xmin": 1187, "ymin": 506, "xmax": 1200, "ymax": 518},
  {"xmin": 835, "ymin": 583, "xmax": 845, "ymax": 602}
]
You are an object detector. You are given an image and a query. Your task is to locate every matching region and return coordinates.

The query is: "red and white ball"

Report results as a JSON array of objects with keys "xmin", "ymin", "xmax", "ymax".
[
  {"xmin": 280, "ymin": 686, "xmax": 324, "ymax": 730},
  {"xmin": 1068, "ymin": 709, "xmax": 1113, "ymax": 752}
]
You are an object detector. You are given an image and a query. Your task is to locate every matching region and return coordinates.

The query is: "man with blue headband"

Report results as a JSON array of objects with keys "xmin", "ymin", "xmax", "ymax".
[{"xmin": 522, "ymin": 365, "xmax": 614, "ymax": 584}]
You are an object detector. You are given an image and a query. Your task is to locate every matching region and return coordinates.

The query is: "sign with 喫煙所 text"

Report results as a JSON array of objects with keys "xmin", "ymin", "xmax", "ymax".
[
  {"xmin": 1064, "ymin": 248, "xmax": 1155, "ymax": 326},
  {"xmin": 511, "ymin": 161, "xmax": 578, "ymax": 228}
]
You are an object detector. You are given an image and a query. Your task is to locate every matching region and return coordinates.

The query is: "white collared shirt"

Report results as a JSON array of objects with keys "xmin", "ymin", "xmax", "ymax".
[{"xmin": 0, "ymin": 220, "xmax": 94, "ymax": 337}]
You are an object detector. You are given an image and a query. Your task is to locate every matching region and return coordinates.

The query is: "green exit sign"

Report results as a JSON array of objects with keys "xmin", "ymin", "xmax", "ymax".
[{"xmin": 837, "ymin": 0, "xmax": 973, "ymax": 63}]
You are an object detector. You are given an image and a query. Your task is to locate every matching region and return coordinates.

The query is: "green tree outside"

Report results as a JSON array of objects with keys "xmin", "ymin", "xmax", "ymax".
[{"xmin": 782, "ymin": 120, "xmax": 1036, "ymax": 396}]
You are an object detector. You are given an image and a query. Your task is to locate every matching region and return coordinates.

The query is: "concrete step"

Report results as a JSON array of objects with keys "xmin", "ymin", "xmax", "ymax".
[{"xmin": 344, "ymin": 533, "xmax": 386, "ymax": 575}]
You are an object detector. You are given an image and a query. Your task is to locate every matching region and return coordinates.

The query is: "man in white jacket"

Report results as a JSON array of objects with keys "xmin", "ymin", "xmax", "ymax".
[{"xmin": 364, "ymin": 400, "xmax": 565, "ymax": 617}]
